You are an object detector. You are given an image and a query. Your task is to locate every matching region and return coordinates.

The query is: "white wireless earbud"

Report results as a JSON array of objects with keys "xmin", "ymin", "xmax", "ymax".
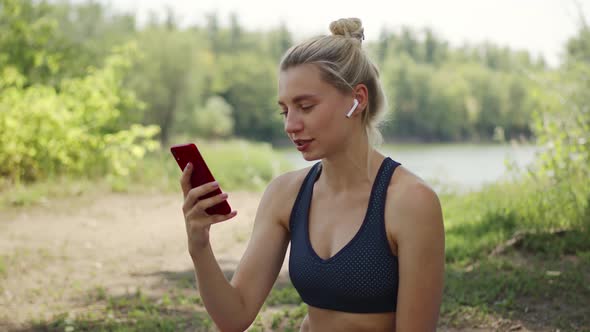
[{"xmin": 345, "ymin": 99, "xmax": 359, "ymax": 118}]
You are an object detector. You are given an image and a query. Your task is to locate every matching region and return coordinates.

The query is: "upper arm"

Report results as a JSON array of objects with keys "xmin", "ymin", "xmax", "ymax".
[
  {"xmin": 229, "ymin": 172, "xmax": 296, "ymax": 325},
  {"xmin": 392, "ymin": 182, "xmax": 445, "ymax": 331}
]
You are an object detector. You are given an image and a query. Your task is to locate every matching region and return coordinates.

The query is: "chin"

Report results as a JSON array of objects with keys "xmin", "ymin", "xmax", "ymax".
[
  {"xmin": 301, "ymin": 151, "xmax": 323, "ymax": 162},
  {"xmin": 302, "ymin": 155, "xmax": 320, "ymax": 162}
]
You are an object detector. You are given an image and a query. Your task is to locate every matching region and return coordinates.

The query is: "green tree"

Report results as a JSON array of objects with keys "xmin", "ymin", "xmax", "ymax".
[
  {"xmin": 193, "ymin": 96, "xmax": 235, "ymax": 138},
  {"xmin": 210, "ymin": 53, "xmax": 282, "ymax": 140},
  {"xmin": 0, "ymin": 44, "xmax": 159, "ymax": 183},
  {"xmin": 129, "ymin": 22, "xmax": 200, "ymax": 144},
  {"xmin": 0, "ymin": 0, "xmax": 61, "ymax": 84},
  {"xmin": 527, "ymin": 17, "xmax": 590, "ymax": 228}
]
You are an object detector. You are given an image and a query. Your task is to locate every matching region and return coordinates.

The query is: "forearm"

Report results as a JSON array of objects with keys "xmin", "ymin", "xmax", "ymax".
[{"xmin": 191, "ymin": 243, "xmax": 250, "ymax": 332}]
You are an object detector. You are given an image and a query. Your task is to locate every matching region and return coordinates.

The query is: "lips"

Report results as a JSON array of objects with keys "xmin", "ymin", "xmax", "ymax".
[
  {"xmin": 293, "ymin": 139, "xmax": 314, "ymax": 152},
  {"xmin": 294, "ymin": 139, "xmax": 314, "ymax": 146}
]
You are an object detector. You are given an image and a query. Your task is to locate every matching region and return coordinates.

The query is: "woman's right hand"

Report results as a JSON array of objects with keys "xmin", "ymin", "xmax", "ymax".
[{"xmin": 180, "ymin": 162, "xmax": 237, "ymax": 257}]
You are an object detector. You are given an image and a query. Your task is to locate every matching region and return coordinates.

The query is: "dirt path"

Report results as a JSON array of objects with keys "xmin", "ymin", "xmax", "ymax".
[
  {"xmin": 0, "ymin": 190, "xmax": 285, "ymax": 330},
  {"xmin": 1, "ymin": 191, "xmax": 559, "ymax": 332}
]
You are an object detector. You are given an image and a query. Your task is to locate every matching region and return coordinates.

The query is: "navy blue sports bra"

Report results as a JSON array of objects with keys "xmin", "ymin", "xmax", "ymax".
[{"xmin": 288, "ymin": 157, "xmax": 401, "ymax": 313}]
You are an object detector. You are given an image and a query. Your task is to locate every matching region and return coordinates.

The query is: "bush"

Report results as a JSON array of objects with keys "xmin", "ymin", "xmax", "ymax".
[
  {"xmin": 528, "ymin": 61, "xmax": 590, "ymax": 229},
  {"xmin": 0, "ymin": 43, "xmax": 160, "ymax": 186}
]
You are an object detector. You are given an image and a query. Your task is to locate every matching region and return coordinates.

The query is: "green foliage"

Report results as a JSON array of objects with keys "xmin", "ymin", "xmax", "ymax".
[
  {"xmin": 2, "ymin": 0, "xmax": 547, "ymax": 148},
  {"xmin": 50, "ymin": 0, "xmax": 137, "ymax": 79},
  {"xmin": 193, "ymin": 96, "xmax": 235, "ymax": 138},
  {"xmin": 266, "ymin": 283, "xmax": 302, "ymax": 306},
  {"xmin": 0, "ymin": 0, "xmax": 61, "ymax": 84},
  {"xmin": 442, "ymin": 23, "xmax": 590, "ymax": 264},
  {"xmin": 518, "ymin": 229, "xmax": 590, "ymax": 257},
  {"xmin": 129, "ymin": 25, "xmax": 203, "ymax": 144},
  {"xmin": 566, "ymin": 18, "xmax": 590, "ymax": 63},
  {"xmin": 210, "ymin": 53, "xmax": 283, "ymax": 141},
  {"xmin": 443, "ymin": 174, "xmax": 589, "ymax": 264},
  {"xmin": 193, "ymin": 139, "xmax": 292, "ymax": 191},
  {"xmin": 527, "ymin": 61, "xmax": 590, "ymax": 231},
  {"xmin": 381, "ymin": 53, "xmax": 538, "ymax": 142},
  {"xmin": 127, "ymin": 137, "xmax": 292, "ymax": 193},
  {"xmin": 0, "ymin": 0, "xmax": 136, "ymax": 86},
  {"xmin": 0, "ymin": 44, "xmax": 160, "ymax": 184},
  {"xmin": 0, "ymin": 139, "xmax": 291, "ymax": 207}
]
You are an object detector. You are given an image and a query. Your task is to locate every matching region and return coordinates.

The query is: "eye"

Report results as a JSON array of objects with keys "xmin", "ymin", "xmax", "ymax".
[
  {"xmin": 301, "ymin": 105, "xmax": 315, "ymax": 111},
  {"xmin": 279, "ymin": 109, "xmax": 288, "ymax": 117}
]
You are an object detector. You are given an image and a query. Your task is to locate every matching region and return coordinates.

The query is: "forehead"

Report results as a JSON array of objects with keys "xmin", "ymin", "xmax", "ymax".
[{"xmin": 278, "ymin": 64, "xmax": 331, "ymax": 101}]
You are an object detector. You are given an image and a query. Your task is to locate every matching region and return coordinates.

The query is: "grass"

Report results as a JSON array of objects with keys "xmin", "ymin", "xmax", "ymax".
[
  {"xmin": 29, "ymin": 288, "xmax": 213, "ymax": 332},
  {"xmin": 43, "ymin": 240, "xmax": 584, "ymax": 332},
  {"xmin": 0, "ymin": 138, "xmax": 293, "ymax": 208},
  {"xmin": 0, "ymin": 175, "xmax": 106, "ymax": 208},
  {"xmin": 265, "ymin": 284, "xmax": 302, "ymax": 306},
  {"xmin": 437, "ymin": 170, "xmax": 590, "ymax": 330},
  {"xmin": 441, "ymin": 170, "xmax": 590, "ymax": 263},
  {"xmin": 0, "ymin": 247, "xmax": 60, "ymax": 284},
  {"xmin": 442, "ymin": 247, "xmax": 590, "ymax": 330},
  {"xmin": 0, "ymin": 255, "xmax": 5, "ymax": 278},
  {"xmin": 27, "ymin": 224, "xmax": 589, "ymax": 331},
  {"xmin": 27, "ymin": 284, "xmax": 307, "ymax": 332},
  {"xmin": 23, "ymin": 267, "xmax": 308, "ymax": 331}
]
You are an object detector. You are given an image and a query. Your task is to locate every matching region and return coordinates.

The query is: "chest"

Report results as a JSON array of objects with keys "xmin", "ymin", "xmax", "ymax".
[
  {"xmin": 288, "ymin": 185, "xmax": 400, "ymax": 312},
  {"xmin": 303, "ymin": 186, "xmax": 399, "ymax": 259},
  {"xmin": 307, "ymin": 189, "xmax": 373, "ymax": 260}
]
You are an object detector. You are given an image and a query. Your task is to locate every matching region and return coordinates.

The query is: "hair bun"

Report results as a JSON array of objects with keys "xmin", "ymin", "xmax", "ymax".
[{"xmin": 329, "ymin": 18, "xmax": 364, "ymax": 43}]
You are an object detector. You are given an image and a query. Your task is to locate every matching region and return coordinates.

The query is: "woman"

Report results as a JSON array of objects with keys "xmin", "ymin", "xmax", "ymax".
[{"xmin": 180, "ymin": 18, "xmax": 445, "ymax": 332}]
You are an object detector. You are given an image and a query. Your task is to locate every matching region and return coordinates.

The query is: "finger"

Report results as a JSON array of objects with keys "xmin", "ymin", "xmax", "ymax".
[
  {"xmin": 210, "ymin": 210, "xmax": 238, "ymax": 224},
  {"xmin": 194, "ymin": 192, "xmax": 228, "ymax": 213},
  {"xmin": 180, "ymin": 162, "xmax": 193, "ymax": 197},
  {"xmin": 183, "ymin": 181, "xmax": 220, "ymax": 212},
  {"xmin": 185, "ymin": 194, "xmax": 231, "ymax": 222},
  {"xmin": 185, "ymin": 208, "xmax": 237, "ymax": 230}
]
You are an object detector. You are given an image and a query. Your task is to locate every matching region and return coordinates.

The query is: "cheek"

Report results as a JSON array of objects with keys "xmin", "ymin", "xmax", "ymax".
[
  {"xmin": 314, "ymin": 108, "xmax": 348, "ymax": 138},
  {"xmin": 312, "ymin": 108, "xmax": 336, "ymax": 132}
]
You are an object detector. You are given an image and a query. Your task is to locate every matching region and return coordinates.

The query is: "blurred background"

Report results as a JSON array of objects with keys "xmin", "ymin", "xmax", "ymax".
[{"xmin": 0, "ymin": 0, "xmax": 589, "ymax": 331}]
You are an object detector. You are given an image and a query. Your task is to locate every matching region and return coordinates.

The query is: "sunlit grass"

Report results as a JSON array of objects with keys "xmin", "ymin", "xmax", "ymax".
[
  {"xmin": 30, "ymin": 287, "xmax": 212, "ymax": 332},
  {"xmin": 30, "ymin": 285, "xmax": 308, "ymax": 332},
  {"xmin": 0, "ymin": 138, "xmax": 293, "ymax": 208}
]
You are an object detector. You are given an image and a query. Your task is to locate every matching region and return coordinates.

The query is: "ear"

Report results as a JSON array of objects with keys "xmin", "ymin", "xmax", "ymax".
[{"xmin": 352, "ymin": 83, "xmax": 369, "ymax": 113}]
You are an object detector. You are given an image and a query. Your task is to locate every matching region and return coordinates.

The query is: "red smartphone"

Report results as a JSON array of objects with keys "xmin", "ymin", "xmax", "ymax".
[{"xmin": 170, "ymin": 143, "xmax": 232, "ymax": 216}]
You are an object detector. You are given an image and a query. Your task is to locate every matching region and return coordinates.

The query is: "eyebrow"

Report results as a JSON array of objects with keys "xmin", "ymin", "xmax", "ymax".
[{"xmin": 277, "ymin": 94, "xmax": 318, "ymax": 106}]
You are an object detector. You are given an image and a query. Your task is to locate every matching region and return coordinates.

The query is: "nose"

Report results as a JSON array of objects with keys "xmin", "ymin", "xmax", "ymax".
[{"xmin": 284, "ymin": 110, "xmax": 303, "ymax": 135}]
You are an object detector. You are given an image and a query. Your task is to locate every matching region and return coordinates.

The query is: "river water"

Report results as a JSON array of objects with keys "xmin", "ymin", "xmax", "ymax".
[{"xmin": 279, "ymin": 143, "xmax": 540, "ymax": 192}]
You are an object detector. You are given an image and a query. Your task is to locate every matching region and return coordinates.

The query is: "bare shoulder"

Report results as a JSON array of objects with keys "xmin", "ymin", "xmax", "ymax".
[
  {"xmin": 385, "ymin": 165, "xmax": 444, "ymax": 246},
  {"xmin": 388, "ymin": 165, "xmax": 441, "ymax": 215},
  {"xmin": 261, "ymin": 164, "xmax": 315, "ymax": 231},
  {"xmin": 387, "ymin": 165, "xmax": 445, "ymax": 331}
]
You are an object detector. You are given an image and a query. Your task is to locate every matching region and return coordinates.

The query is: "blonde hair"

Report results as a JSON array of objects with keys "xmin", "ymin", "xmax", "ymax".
[{"xmin": 279, "ymin": 18, "xmax": 389, "ymax": 146}]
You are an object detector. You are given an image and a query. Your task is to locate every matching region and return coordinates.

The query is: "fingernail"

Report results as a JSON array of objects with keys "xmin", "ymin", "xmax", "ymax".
[
  {"xmin": 211, "ymin": 181, "xmax": 218, "ymax": 187},
  {"xmin": 184, "ymin": 163, "xmax": 191, "ymax": 170}
]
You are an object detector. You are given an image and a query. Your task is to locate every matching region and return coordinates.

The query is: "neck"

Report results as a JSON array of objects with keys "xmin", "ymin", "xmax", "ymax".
[{"xmin": 318, "ymin": 128, "xmax": 384, "ymax": 193}]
